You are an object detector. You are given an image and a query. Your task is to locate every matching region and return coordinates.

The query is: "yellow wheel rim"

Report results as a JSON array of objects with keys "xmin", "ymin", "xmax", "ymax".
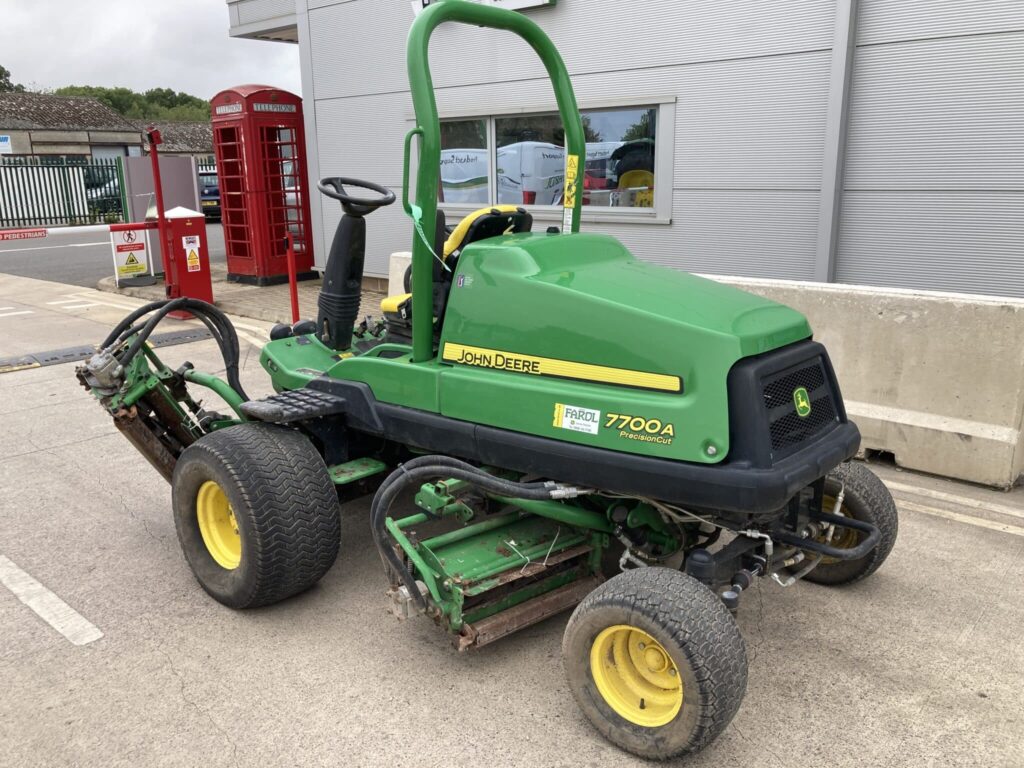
[
  {"xmin": 196, "ymin": 480, "xmax": 241, "ymax": 570},
  {"xmin": 590, "ymin": 624, "xmax": 683, "ymax": 728}
]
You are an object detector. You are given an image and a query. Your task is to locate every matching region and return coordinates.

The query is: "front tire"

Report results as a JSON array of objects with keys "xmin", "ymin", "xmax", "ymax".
[
  {"xmin": 171, "ymin": 422, "xmax": 341, "ymax": 608},
  {"xmin": 803, "ymin": 461, "xmax": 898, "ymax": 586},
  {"xmin": 562, "ymin": 568, "xmax": 747, "ymax": 760}
]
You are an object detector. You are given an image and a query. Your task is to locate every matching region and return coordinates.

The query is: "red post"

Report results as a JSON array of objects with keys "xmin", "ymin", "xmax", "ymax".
[
  {"xmin": 286, "ymin": 233, "xmax": 300, "ymax": 324},
  {"xmin": 146, "ymin": 127, "xmax": 173, "ymax": 295}
]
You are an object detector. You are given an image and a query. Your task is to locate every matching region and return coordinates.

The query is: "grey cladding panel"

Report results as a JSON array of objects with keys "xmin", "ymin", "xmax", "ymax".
[
  {"xmin": 639, "ymin": 191, "xmax": 820, "ymax": 279},
  {"xmin": 857, "ymin": 0, "xmax": 1024, "ymax": 45},
  {"xmin": 309, "ymin": 0, "xmax": 835, "ymax": 100},
  {"xmin": 836, "ymin": 192, "xmax": 1024, "ymax": 298},
  {"xmin": 235, "ymin": 0, "xmax": 296, "ymax": 25},
  {"xmin": 672, "ymin": 52, "xmax": 829, "ymax": 190},
  {"xmin": 844, "ymin": 33, "xmax": 1024, "ymax": 190},
  {"xmin": 314, "ymin": 93, "xmax": 413, "ymax": 186},
  {"xmin": 308, "ymin": 3, "xmax": 409, "ymax": 100}
]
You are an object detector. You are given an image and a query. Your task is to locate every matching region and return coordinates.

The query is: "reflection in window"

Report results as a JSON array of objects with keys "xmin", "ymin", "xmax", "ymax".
[
  {"xmin": 439, "ymin": 108, "xmax": 656, "ymax": 209},
  {"xmin": 495, "ymin": 106, "xmax": 656, "ymax": 208},
  {"xmin": 439, "ymin": 119, "xmax": 489, "ymax": 205}
]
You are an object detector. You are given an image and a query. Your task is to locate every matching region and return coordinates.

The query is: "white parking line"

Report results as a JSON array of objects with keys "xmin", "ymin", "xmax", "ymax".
[
  {"xmin": 59, "ymin": 303, "xmax": 100, "ymax": 310},
  {"xmin": 899, "ymin": 500, "xmax": 1024, "ymax": 539},
  {"xmin": 0, "ymin": 555, "xmax": 103, "ymax": 646},
  {"xmin": 66, "ymin": 294, "xmax": 143, "ymax": 312},
  {"xmin": 0, "ymin": 310, "xmax": 33, "ymax": 318},
  {"xmin": 0, "ymin": 242, "xmax": 107, "ymax": 254},
  {"xmin": 237, "ymin": 330, "xmax": 267, "ymax": 348},
  {"xmin": 46, "ymin": 299, "xmax": 87, "ymax": 305},
  {"xmin": 0, "ymin": 306, "xmax": 14, "ymax": 311},
  {"xmin": 885, "ymin": 480, "xmax": 1024, "ymax": 522}
]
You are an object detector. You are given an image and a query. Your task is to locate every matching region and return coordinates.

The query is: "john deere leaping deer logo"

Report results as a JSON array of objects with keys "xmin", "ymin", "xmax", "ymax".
[{"xmin": 793, "ymin": 387, "xmax": 812, "ymax": 418}]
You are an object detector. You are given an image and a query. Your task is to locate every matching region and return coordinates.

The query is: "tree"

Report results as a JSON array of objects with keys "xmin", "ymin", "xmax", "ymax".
[
  {"xmin": 53, "ymin": 85, "xmax": 209, "ymax": 121},
  {"xmin": 622, "ymin": 109, "xmax": 656, "ymax": 142},
  {"xmin": 495, "ymin": 113, "xmax": 602, "ymax": 147},
  {"xmin": 0, "ymin": 65, "xmax": 26, "ymax": 93}
]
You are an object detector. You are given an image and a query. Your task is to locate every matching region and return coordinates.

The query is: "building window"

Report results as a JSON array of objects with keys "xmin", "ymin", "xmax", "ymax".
[
  {"xmin": 439, "ymin": 119, "xmax": 489, "ymax": 204},
  {"xmin": 440, "ymin": 105, "xmax": 661, "ymax": 215}
]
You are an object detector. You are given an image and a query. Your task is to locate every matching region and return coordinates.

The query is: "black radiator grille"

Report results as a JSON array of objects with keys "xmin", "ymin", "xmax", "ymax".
[{"xmin": 761, "ymin": 360, "xmax": 839, "ymax": 457}]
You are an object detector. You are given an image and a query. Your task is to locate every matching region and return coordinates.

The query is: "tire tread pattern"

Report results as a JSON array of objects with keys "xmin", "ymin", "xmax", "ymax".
[
  {"xmin": 563, "ymin": 568, "xmax": 747, "ymax": 759},
  {"xmin": 175, "ymin": 423, "xmax": 341, "ymax": 608}
]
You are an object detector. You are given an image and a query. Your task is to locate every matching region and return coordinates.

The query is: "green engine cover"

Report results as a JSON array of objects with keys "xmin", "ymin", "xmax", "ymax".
[
  {"xmin": 435, "ymin": 231, "xmax": 810, "ymax": 462},
  {"xmin": 260, "ymin": 231, "xmax": 810, "ymax": 463}
]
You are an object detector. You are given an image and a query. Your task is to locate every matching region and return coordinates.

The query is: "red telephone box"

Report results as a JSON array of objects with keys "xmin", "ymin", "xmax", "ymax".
[{"xmin": 211, "ymin": 85, "xmax": 315, "ymax": 285}]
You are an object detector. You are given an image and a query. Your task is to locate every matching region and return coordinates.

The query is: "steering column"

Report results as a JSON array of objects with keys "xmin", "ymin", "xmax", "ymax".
[{"xmin": 316, "ymin": 177, "xmax": 395, "ymax": 351}]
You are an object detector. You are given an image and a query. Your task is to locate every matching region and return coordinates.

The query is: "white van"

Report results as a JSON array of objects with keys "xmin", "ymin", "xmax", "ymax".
[
  {"xmin": 439, "ymin": 149, "xmax": 489, "ymax": 204},
  {"xmin": 497, "ymin": 141, "xmax": 565, "ymax": 206},
  {"xmin": 441, "ymin": 141, "xmax": 628, "ymax": 207}
]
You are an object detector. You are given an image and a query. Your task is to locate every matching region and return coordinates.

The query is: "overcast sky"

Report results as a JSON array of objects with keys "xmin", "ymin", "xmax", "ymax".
[{"xmin": 0, "ymin": 0, "xmax": 302, "ymax": 100}]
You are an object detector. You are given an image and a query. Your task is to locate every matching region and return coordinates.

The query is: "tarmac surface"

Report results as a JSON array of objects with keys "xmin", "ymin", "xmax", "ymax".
[{"xmin": 1, "ymin": 274, "xmax": 1023, "ymax": 767}]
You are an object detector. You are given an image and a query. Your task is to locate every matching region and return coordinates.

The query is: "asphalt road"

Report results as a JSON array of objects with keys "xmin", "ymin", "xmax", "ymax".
[
  {"xmin": 0, "ymin": 222, "xmax": 226, "ymax": 288},
  {"xmin": 1, "ymin": 273, "xmax": 1023, "ymax": 767}
]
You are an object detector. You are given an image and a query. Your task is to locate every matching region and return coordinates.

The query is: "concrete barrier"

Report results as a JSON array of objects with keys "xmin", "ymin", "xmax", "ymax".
[{"xmin": 387, "ymin": 252, "xmax": 1024, "ymax": 489}]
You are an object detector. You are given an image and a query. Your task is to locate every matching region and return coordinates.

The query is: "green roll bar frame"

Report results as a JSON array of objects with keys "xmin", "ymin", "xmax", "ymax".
[{"xmin": 403, "ymin": 0, "xmax": 586, "ymax": 362}]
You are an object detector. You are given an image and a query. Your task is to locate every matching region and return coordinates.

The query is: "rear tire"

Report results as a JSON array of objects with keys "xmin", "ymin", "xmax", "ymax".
[
  {"xmin": 171, "ymin": 422, "xmax": 341, "ymax": 608},
  {"xmin": 562, "ymin": 568, "xmax": 747, "ymax": 760},
  {"xmin": 802, "ymin": 461, "xmax": 898, "ymax": 586}
]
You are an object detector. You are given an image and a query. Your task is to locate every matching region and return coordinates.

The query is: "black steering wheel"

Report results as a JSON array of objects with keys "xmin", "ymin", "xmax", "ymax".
[{"xmin": 318, "ymin": 177, "xmax": 396, "ymax": 217}]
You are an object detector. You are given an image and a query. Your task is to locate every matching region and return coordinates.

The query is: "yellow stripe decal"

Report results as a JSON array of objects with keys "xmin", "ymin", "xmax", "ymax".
[{"xmin": 442, "ymin": 343, "xmax": 681, "ymax": 393}]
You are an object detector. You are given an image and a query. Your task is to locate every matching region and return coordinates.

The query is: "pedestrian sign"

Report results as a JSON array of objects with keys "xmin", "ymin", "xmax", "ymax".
[{"xmin": 110, "ymin": 228, "xmax": 151, "ymax": 286}]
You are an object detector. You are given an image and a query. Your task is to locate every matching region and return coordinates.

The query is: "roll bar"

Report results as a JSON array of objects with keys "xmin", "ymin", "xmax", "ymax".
[{"xmin": 404, "ymin": 0, "xmax": 586, "ymax": 362}]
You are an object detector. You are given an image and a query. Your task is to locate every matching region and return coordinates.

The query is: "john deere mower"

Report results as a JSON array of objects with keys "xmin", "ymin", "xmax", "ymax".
[{"xmin": 77, "ymin": 1, "xmax": 897, "ymax": 759}]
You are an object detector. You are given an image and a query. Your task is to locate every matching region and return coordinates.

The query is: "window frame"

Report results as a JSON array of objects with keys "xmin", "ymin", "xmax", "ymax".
[{"xmin": 433, "ymin": 95, "xmax": 676, "ymax": 226}]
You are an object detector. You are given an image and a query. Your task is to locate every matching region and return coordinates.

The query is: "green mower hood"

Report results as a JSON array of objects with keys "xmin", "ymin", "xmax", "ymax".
[{"xmin": 433, "ymin": 231, "xmax": 812, "ymax": 463}]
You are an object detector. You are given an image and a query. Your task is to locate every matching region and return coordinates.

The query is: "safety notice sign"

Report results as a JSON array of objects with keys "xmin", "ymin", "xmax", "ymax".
[
  {"xmin": 110, "ymin": 228, "xmax": 150, "ymax": 285},
  {"xmin": 562, "ymin": 154, "xmax": 579, "ymax": 231},
  {"xmin": 183, "ymin": 235, "xmax": 201, "ymax": 273}
]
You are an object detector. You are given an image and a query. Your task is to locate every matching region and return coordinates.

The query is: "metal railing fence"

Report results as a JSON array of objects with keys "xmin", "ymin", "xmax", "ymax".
[{"xmin": 0, "ymin": 156, "xmax": 126, "ymax": 228}]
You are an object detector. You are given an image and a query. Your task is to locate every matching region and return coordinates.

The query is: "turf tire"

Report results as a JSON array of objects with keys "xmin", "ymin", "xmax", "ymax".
[
  {"xmin": 562, "ymin": 568, "xmax": 747, "ymax": 760},
  {"xmin": 802, "ymin": 461, "xmax": 898, "ymax": 586},
  {"xmin": 171, "ymin": 422, "xmax": 341, "ymax": 608}
]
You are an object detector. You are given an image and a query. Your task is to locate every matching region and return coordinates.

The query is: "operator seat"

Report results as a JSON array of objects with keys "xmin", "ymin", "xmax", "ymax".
[
  {"xmin": 381, "ymin": 205, "xmax": 532, "ymax": 343},
  {"xmin": 617, "ymin": 169, "xmax": 654, "ymax": 208}
]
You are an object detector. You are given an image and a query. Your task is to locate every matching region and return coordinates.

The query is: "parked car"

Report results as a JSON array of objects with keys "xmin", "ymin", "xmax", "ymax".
[
  {"xmin": 198, "ymin": 171, "xmax": 220, "ymax": 220},
  {"xmin": 86, "ymin": 179, "xmax": 123, "ymax": 222}
]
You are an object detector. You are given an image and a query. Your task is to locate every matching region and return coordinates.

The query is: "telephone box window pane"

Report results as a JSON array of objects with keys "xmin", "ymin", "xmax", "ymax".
[
  {"xmin": 494, "ymin": 106, "xmax": 657, "ymax": 208},
  {"xmin": 440, "ymin": 119, "xmax": 489, "ymax": 205}
]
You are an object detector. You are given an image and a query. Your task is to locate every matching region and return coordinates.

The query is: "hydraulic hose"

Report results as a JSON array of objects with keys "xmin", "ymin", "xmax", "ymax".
[
  {"xmin": 370, "ymin": 456, "xmax": 580, "ymax": 610},
  {"xmin": 106, "ymin": 298, "xmax": 249, "ymax": 401}
]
